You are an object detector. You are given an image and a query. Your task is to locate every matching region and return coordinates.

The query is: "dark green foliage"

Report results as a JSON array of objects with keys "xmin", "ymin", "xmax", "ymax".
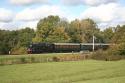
[
  {"xmin": 18, "ymin": 27, "xmax": 35, "ymax": 47},
  {"xmin": 0, "ymin": 28, "xmax": 35, "ymax": 55},
  {"xmin": 0, "ymin": 30, "xmax": 17, "ymax": 54}
]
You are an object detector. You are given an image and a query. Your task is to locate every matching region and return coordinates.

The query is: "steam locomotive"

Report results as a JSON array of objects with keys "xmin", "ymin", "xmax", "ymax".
[{"xmin": 27, "ymin": 43, "xmax": 110, "ymax": 54}]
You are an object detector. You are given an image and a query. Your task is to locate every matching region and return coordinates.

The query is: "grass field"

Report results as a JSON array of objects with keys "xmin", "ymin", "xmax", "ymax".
[
  {"xmin": 0, "ymin": 60, "xmax": 125, "ymax": 83},
  {"xmin": 0, "ymin": 53, "xmax": 80, "ymax": 59},
  {"xmin": 0, "ymin": 53, "xmax": 87, "ymax": 65}
]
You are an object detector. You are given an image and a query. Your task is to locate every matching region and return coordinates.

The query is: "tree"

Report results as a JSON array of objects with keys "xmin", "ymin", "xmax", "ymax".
[
  {"xmin": 67, "ymin": 18, "xmax": 100, "ymax": 43},
  {"xmin": 108, "ymin": 25, "xmax": 125, "ymax": 55},
  {"xmin": 102, "ymin": 27, "xmax": 114, "ymax": 43},
  {"xmin": 34, "ymin": 15, "xmax": 70, "ymax": 43},
  {"xmin": 35, "ymin": 15, "xmax": 60, "ymax": 42},
  {"xmin": 11, "ymin": 27, "xmax": 35, "ymax": 54},
  {"xmin": 46, "ymin": 27, "xmax": 70, "ymax": 43},
  {"xmin": 0, "ymin": 30, "xmax": 18, "ymax": 54},
  {"xmin": 67, "ymin": 19, "xmax": 86, "ymax": 43},
  {"xmin": 18, "ymin": 27, "xmax": 35, "ymax": 47},
  {"xmin": 111, "ymin": 25, "xmax": 125, "ymax": 44},
  {"xmin": 81, "ymin": 18, "xmax": 100, "ymax": 43}
]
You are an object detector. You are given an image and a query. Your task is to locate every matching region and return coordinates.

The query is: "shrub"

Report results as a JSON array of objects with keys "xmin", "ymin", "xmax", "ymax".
[
  {"xmin": 107, "ymin": 43, "xmax": 125, "ymax": 56},
  {"xmin": 30, "ymin": 57, "xmax": 35, "ymax": 63},
  {"xmin": 11, "ymin": 46, "xmax": 27, "ymax": 55},
  {"xmin": 92, "ymin": 49, "xmax": 125, "ymax": 61},
  {"xmin": 0, "ymin": 59, "xmax": 5, "ymax": 66},
  {"xmin": 20, "ymin": 57, "xmax": 27, "ymax": 63},
  {"xmin": 52, "ymin": 56, "xmax": 60, "ymax": 62},
  {"xmin": 117, "ymin": 43, "xmax": 125, "ymax": 55}
]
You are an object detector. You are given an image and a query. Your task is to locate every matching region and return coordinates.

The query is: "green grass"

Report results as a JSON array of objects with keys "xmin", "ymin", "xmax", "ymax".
[
  {"xmin": 0, "ymin": 60, "xmax": 125, "ymax": 83},
  {"xmin": 0, "ymin": 53, "xmax": 80, "ymax": 65},
  {"xmin": 0, "ymin": 53, "xmax": 79, "ymax": 59}
]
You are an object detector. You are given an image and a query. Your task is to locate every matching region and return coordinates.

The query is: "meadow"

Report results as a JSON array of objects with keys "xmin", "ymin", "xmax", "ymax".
[
  {"xmin": 0, "ymin": 60, "xmax": 125, "ymax": 83},
  {"xmin": 0, "ymin": 53, "xmax": 87, "ymax": 65}
]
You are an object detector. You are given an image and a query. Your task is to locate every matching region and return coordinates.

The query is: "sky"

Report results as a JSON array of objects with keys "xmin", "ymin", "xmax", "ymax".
[{"xmin": 0, "ymin": 0, "xmax": 125, "ymax": 30}]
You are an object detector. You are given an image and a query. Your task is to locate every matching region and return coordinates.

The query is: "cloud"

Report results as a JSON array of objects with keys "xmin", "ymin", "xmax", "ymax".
[
  {"xmin": 0, "ymin": 5, "xmax": 73, "ymax": 30},
  {"xmin": 15, "ymin": 5, "xmax": 70, "ymax": 21},
  {"xmin": 61, "ymin": 0, "xmax": 83, "ymax": 6},
  {"xmin": 18, "ymin": 21, "xmax": 38, "ymax": 29},
  {"xmin": 0, "ymin": 8, "xmax": 14, "ymax": 22},
  {"xmin": 84, "ymin": 0, "xmax": 117, "ymax": 6},
  {"xmin": 80, "ymin": 3, "xmax": 125, "ymax": 29},
  {"xmin": 10, "ymin": 0, "xmax": 51, "ymax": 5},
  {"xmin": 0, "ymin": 5, "xmax": 75, "ymax": 30},
  {"xmin": 81, "ymin": 3, "xmax": 117, "ymax": 22},
  {"xmin": 61, "ymin": 0, "xmax": 117, "ymax": 6},
  {"xmin": 0, "ymin": 21, "xmax": 38, "ymax": 30},
  {"xmin": 0, "ymin": 22, "xmax": 18, "ymax": 30},
  {"xmin": 1, "ymin": 0, "xmax": 124, "ymax": 30}
]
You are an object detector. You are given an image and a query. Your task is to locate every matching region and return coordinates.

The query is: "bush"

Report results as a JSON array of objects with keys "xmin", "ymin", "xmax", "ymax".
[
  {"xmin": 11, "ymin": 46, "xmax": 27, "ymax": 55},
  {"xmin": 117, "ymin": 43, "xmax": 125, "ymax": 55},
  {"xmin": 30, "ymin": 57, "xmax": 35, "ymax": 63},
  {"xmin": 52, "ymin": 56, "xmax": 60, "ymax": 62},
  {"xmin": 20, "ymin": 57, "xmax": 27, "ymax": 63},
  {"xmin": 107, "ymin": 43, "xmax": 125, "ymax": 56},
  {"xmin": 0, "ymin": 59, "xmax": 5, "ymax": 66},
  {"xmin": 54, "ymin": 54, "xmax": 90, "ymax": 61},
  {"xmin": 92, "ymin": 50, "xmax": 125, "ymax": 61}
]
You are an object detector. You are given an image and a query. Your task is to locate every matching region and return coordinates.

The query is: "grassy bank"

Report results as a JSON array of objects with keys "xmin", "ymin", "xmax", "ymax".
[
  {"xmin": 0, "ymin": 60, "xmax": 125, "ymax": 83},
  {"xmin": 0, "ymin": 53, "xmax": 85, "ymax": 65}
]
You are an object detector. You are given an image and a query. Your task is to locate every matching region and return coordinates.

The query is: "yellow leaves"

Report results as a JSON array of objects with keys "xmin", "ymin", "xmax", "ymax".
[
  {"xmin": 32, "ymin": 35, "xmax": 42, "ymax": 43},
  {"xmin": 49, "ymin": 27, "xmax": 70, "ymax": 42}
]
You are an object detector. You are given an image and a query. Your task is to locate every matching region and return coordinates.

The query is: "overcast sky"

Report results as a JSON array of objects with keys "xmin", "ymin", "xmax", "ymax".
[{"xmin": 0, "ymin": 0, "xmax": 125, "ymax": 30}]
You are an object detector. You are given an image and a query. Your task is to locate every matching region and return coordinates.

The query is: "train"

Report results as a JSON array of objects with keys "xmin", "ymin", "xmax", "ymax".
[{"xmin": 27, "ymin": 43, "xmax": 110, "ymax": 54}]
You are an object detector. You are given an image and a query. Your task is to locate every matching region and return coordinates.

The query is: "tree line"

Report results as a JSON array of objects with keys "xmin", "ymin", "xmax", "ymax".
[{"xmin": 0, "ymin": 15, "xmax": 125, "ymax": 55}]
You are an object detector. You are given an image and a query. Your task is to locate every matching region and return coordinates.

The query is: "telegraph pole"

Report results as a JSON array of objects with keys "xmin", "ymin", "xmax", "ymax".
[{"xmin": 93, "ymin": 35, "xmax": 95, "ymax": 52}]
